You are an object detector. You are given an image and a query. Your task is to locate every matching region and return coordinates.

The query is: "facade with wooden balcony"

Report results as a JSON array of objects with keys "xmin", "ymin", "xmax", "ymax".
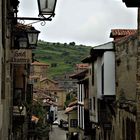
[
  {"xmin": 70, "ymin": 66, "xmax": 92, "ymax": 140},
  {"xmin": 82, "ymin": 42, "xmax": 115, "ymax": 140},
  {"xmin": 65, "ymin": 100, "xmax": 78, "ymax": 140}
]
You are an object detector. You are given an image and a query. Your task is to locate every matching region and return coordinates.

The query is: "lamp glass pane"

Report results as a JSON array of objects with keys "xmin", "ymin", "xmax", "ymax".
[
  {"xmin": 19, "ymin": 37, "xmax": 28, "ymax": 48},
  {"xmin": 39, "ymin": 0, "xmax": 56, "ymax": 14},
  {"xmin": 28, "ymin": 33, "xmax": 38, "ymax": 45}
]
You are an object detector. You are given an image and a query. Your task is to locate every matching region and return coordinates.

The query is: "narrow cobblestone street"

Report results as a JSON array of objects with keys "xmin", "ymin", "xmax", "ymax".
[
  {"xmin": 49, "ymin": 110, "xmax": 68, "ymax": 140},
  {"xmin": 49, "ymin": 125, "xmax": 67, "ymax": 140}
]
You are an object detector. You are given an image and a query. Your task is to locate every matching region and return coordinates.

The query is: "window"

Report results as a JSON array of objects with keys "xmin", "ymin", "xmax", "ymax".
[
  {"xmin": 89, "ymin": 68, "xmax": 92, "ymax": 75},
  {"xmin": 30, "ymin": 66, "xmax": 34, "ymax": 75},
  {"xmin": 70, "ymin": 119, "xmax": 78, "ymax": 127},
  {"xmin": 93, "ymin": 97, "xmax": 95, "ymax": 111},
  {"xmin": 78, "ymin": 106, "xmax": 80, "ymax": 126},
  {"xmin": 92, "ymin": 63, "xmax": 94, "ymax": 85},
  {"xmin": 89, "ymin": 98, "xmax": 92, "ymax": 110},
  {"xmin": 13, "ymin": 88, "xmax": 23, "ymax": 106},
  {"xmin": 81, "ymin": 84, "xmax": 83, "ymax": 102},
  {"xmin": 1, "ymin": 60, "xmax": 5, "ymax": 99},
  {"xmin": 84, "ymin": 84, "xmax": 88, "ymax": 98},
  {"xmin": 81, "ymin": 84, "xmax": 84, "ymax": 102},
  {"xmin": 79, "ymin": 84, "xmax": 82, "ymax": 102},
  {"xmin": 26, "ymin": 84, "xmax": 33, "ymax": 104},
  {"xmin": 81, "ymin": 107, "xmax": 83, "ymax": 128},
  {"xmin": 34, "ymin": 78, "xmax": 38, "ymax": 83}
]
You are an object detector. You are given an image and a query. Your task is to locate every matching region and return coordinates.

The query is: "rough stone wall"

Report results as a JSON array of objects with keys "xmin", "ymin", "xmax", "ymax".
[
  {"xmin": 115, "ymin": 35, "xmax": 137, "ymax": 101},
  {"xmin": 114, "ymin": 34, "xmax": 137, "ymax": 140}
]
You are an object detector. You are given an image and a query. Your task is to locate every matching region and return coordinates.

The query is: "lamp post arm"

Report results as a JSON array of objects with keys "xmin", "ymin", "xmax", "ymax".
[{"xmin": 16, "ymin": 17, "xmax": 52, "ymax": 21}]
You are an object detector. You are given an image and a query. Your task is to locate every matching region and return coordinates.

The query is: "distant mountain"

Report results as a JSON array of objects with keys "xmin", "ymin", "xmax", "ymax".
[{"xmin": 33, "ymin": 40, "xmax": 92, "ymax": 78}]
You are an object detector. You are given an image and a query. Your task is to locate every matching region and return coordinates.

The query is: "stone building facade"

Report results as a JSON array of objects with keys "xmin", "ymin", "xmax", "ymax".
[
  {"xmin": 30, "ymin": 61, "xmax": 66, "ymax": 109},
  {"xmin": 82, "ymin": 42, "xmax": 115, "ymax": 140},
  {"xmin": 111, "ymin": 29, "xmax": 137, "ymax": 140},
  {"xmin": 0, "ymin": 0, "xmax": 13, "ymax": 139},
  {"xmin": 78, "ymin": 29, "xmax": 138, "ymax": 140}
]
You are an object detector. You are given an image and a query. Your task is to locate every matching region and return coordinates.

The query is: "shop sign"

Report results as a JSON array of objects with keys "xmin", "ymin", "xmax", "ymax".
[{"xmin": 11, "ymin": 49, "xmax": 32, "ymax": 64}]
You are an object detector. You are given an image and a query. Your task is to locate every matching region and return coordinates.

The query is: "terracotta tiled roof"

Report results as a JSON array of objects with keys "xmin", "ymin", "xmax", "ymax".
[
  {"xmin": 31, "ymin": 115, "xmax": 39, "ymax": 123},
  {"xmin": 15, "ymin": 23, "xmax": 40, "ymax": 33},
  {"xmin": 34, "ymin": 89, "xmax": 59, "ymax": 98},
  {"xmin": 65, "ymin": 106, "xmax": 77, "ymax": 114},
  {"xmin": 70, "ymin": 69, "xmax": 88, "ymax": 79},
  {"xmin": 31, "ymin": 61, "xmax": 49, "ymax": 66},
  {"xmin": 68, "ymin": 100, "xmax": 78, "ymax": 107},
  {"xmin": 33, "ymin": 91, "xmax": 58, "ymax": 106},
  {"xmin": 33, "ymin": 98, "xmax": 58, "ymax": 107},
  {"xmin": 15, "ymin": 23, "xmax": 32, "ymax": 30},
  {"xmin": 42, "ymin": 99, "xmax": 58, "ymax": 106},
  {"xmin": 114, "ymin": 32, "xmax": 137, "ymax": 44},
  {"xmin": 40, "ymin": 78, "xmax": 58, "ymax": 84},
  {"xmin": 110, "ymin": 29, "xmax": 137, "ymax": 38},
  {"xmin": 76, "ymin": 64, "xmax": 89, "ymax": 69},
  {"xmin": 33, "ymin": 92, "xmax": 52, "ymax": 100}
]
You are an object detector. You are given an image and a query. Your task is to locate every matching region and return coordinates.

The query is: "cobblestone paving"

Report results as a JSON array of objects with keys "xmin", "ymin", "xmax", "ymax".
[
  {"xmin": 49, "ymin": 125, "xmax": 67, "ymax": 140},
  {"xmin": 49, "ymin": 110, "xmax": 68, "ymax": 140}
]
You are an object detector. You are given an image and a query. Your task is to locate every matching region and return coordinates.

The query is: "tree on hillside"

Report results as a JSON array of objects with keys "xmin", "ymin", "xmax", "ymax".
[{"xmin": 69, "ymin": 42, "xmax": 75, "ymax": 46}]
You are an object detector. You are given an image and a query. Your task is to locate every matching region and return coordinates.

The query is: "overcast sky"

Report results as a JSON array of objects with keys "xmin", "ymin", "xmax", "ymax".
[{"xmin": 18, "ymin": 0, "xmax": 137, "ymax": 46}]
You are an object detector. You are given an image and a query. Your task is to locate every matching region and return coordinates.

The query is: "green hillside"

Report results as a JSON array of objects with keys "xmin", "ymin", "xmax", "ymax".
[{"xmin": 33, "ymin": 40, "xmax": 92, "ymax": 78}]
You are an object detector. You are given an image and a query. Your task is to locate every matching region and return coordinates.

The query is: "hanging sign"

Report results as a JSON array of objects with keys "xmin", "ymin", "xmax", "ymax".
[{"xmin": 11, "ymin": 49, "xmax": 32, "ymax": 64}]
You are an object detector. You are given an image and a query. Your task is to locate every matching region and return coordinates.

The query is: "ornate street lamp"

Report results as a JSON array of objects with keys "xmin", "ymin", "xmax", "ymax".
[
  {"xmin": 18, "ymin": 104, "xmax": 24, "ymax": 114},
  {"xmin": 18, "ymin": 37, "xmax": 28, "ymax": 48},
  {"xmin": 27, "ymin": 27, "xmax": 40, "ymax": 47},
  {"xmin": 11, "ymin": 0, "xmax": 57, "ymax": 22},
  {"xmin": 15, "ymin": 25, "xmax": 40, "ymax": 49},
  {"xmin": 37, "ymin": 0, "xmax": 57, "ymax": 16}
]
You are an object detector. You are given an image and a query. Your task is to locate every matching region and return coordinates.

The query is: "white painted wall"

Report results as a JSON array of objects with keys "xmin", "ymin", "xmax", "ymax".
[
  {"xmin": 96, "ymin": 57, "xmax": 103, "ymax": 98},
  {"xmin": 95, "ymin": 45, "xmax": 115, "ymax": 98},
  {"xmin": 50, "ymin": 105, "xmax": 58, "ymax": 121},
  {"xmin": 104, "ymin": 51, "xmax": 115, "ymax": 96}
]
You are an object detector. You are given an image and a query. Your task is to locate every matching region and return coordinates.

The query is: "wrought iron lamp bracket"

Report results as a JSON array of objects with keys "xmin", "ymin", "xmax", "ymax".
[{"xmin": 16, "ymin": 14, "xmax": 55, "ymax": 26}]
